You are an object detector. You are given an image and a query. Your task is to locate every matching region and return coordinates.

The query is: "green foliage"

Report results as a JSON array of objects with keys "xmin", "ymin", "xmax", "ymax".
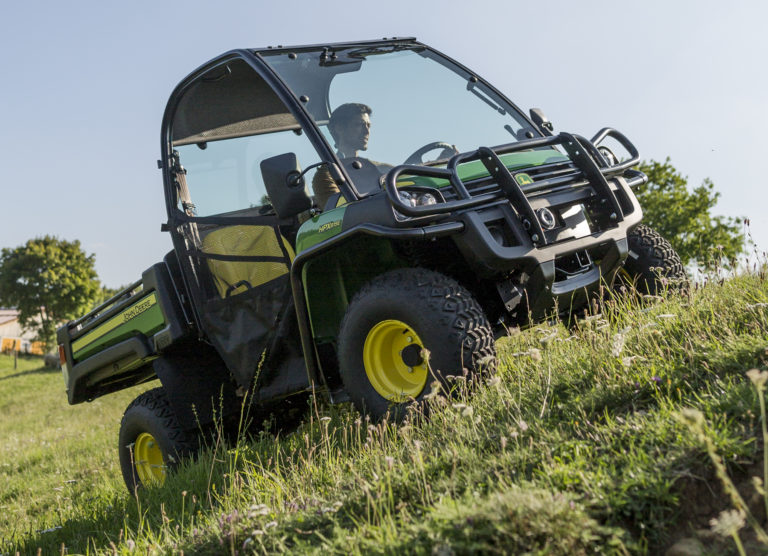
[
  {"xmin": 0, "ymin": 236, "xmax": 100, "ymax": 351},
  {"xmin": 635, "ymin": 158, "xmax": 744, "ymax": 266}
]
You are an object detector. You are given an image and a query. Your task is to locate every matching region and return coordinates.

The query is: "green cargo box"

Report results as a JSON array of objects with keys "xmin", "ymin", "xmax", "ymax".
[{"xmin": 57, "ymin": 257, "xmax": 191, "ymax": 404}]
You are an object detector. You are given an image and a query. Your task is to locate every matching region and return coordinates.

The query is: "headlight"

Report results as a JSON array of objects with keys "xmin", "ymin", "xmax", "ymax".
[
  {"xmin": 416, "ymin": 193, "xmax": 437, "ymax": 206},
  {"xmin": 397, "ymin": 190, "xmax": 418, "ymax": 207},
  {"xmin": 397, "ymin": 190, "xmax": 438, "ymax": 207},
  {"xmin": 393, "ymin": 188, "xmax": 443, "ymax": 220}
]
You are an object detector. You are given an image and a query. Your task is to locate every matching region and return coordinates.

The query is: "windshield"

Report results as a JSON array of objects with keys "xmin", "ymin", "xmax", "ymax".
[{"xmin": 262, "ymin": 45, "xmax": 537, "ymax": 169}]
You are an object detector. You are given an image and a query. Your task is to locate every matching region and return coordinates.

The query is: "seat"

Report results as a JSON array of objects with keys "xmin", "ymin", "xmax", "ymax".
[{"xmin": 201, "ymin": 225, "xmax": 295, "ymax": 298}]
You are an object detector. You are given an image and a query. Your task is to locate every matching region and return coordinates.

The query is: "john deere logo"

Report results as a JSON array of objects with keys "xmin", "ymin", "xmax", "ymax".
[{"xmin": 515, "ymin": 173, "xmax": 534, "ymax": 186}]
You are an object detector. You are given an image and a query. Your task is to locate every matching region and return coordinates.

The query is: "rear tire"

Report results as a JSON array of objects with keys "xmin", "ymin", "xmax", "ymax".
[
  {"xmin": 619, "ymin": 225, "xmax": 687, "ymax": 295},
  {"xmin": 337, "ymin": 268, "xmax": 496, "ymax": 421},
  {"xmin": 118, "ymin": 387, "xmax": 198, "ymax": 492}
]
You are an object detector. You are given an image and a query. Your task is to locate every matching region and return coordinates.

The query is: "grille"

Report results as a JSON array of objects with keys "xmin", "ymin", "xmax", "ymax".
[{"xmin": 438, "ymin": 160, "xmax": 588, "ymax": 202}]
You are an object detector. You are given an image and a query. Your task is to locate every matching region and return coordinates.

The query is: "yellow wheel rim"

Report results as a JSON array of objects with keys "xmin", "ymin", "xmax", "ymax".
[
  {"xmin": 363, "ymin": 320, "xmax": 429, "ymax": 402},
  {"xmin": 134, "ymin": 432, "xmax": 166, "ymax": 486}
]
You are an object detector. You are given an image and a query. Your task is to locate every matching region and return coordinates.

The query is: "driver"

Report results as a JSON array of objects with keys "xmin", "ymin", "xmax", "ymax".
[{"xmin": 312, "ymin": 103, "xmax": 392, "ymax": 210}]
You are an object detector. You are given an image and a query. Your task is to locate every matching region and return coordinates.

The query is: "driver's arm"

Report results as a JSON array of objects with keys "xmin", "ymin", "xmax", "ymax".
[{"xmin": 311, "ymin": 165, "xmax": 339, "ymax": 211}]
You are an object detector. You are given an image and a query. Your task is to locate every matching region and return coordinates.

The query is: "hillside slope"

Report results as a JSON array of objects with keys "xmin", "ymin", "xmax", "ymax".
[{"xmin": 4, "ymin": 272, "xmax": 768, "ymax": 555}]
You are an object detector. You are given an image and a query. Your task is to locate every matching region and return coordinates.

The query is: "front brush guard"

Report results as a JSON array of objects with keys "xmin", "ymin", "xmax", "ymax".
[{"xmin": 384, "ymin": 129, "xmax": 645, "ymax": 239}]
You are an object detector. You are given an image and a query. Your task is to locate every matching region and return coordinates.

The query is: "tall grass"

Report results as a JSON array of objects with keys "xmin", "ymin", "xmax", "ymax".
[{"xmin": 3, "ymin": 271, "xmax": 768, "ymax": 554}]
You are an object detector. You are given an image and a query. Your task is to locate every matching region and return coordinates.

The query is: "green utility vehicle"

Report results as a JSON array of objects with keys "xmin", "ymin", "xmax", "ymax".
[{"xmin": 57, "ymin": 37, "xmax": 684, "ymax": 491}]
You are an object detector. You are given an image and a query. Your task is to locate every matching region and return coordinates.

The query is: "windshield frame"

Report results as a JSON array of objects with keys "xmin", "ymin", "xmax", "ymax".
[{"xmin": 254, "ymin": 38, "xmax": 542, "ymax": 202}]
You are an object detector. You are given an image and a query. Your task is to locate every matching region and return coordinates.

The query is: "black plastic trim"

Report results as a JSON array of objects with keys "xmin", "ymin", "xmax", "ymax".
[{"xmin": 66, "ymin": 336, "xmax": 152, "ymax": 404}]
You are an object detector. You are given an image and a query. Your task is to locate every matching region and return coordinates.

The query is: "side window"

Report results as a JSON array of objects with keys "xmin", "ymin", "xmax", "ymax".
[
  {"xmin": 171, "ymin": 59, "xmax": 322, "ymax": 217},
  {"xmin": 176, "ymin": 131, "xmax": 320, "ymax": 217}
]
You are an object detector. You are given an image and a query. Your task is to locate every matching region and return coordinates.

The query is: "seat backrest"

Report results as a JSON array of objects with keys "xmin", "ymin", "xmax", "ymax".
[{"xmin": 202, "ymin": 225, "xmax": 295, "ymax": 298}]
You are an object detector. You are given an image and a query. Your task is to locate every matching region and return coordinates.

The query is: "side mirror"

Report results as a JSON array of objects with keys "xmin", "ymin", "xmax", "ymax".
[
  {"xmin": 260, "ymin": 153, "xmax": 312, "ymax": 219},
  {"xmin": 529, "ymin": 108, "xmax": 554, "ymax": 137}
]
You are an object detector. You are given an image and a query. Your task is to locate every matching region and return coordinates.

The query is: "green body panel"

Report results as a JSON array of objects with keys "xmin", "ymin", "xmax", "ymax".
[
  {"xmin": 302, "ymin": 236, "xmax": 403, "ymax": 343},
  {"xmin": 396, "ymin": 148, "xmax": 568, "ymax": 188},
  {"xmin": 71, "ymin": 292, "xmax": 166, "ymax": 362},
  {"xmin": 295, "ymin": 206, "xmax": 348, "ymax": 254}
]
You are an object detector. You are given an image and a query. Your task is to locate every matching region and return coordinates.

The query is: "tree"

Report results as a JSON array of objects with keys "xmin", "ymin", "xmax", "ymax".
[
  {"xmin": 0, "ymin": 236, "xmax": 100, "ymax": 352},
  {"xmin": 634, "ymin": 158, "xmax": 744, "ymax": 266}
]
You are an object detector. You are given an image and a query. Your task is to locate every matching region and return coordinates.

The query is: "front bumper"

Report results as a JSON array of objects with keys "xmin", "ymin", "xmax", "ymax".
[{"xmin": 385, "ymin": 129, "xmax": 646, "ymax": 321}]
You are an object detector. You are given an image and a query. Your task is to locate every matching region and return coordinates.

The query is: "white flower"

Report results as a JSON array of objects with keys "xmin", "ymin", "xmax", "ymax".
[
  {"xmin": 611, "ymin": 333, "xmax": 625, "ymax": 357},
  {"xmin": 709, "ymin": 509, "xmax": 746, "ymax": 538},
  {"xmin": 486, "ymin": 376, "xmax": 502, "ymax": 387},
  {"xmin": 747, "ymin": 368, "xmax": 768, "ymax": 388}
]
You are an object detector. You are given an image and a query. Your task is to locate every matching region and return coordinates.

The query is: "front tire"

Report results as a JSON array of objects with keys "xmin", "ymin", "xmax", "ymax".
[
  {"xmin": 337, "ymin": 268, "xmax": 495, "ymax": 421},
  {"xmin": 118, "ymin": 388, "xmax": 198, "ymax": 492},
  {"xmin": 619, "ymin": 225, "xmax": 687, "ymax": 295}
]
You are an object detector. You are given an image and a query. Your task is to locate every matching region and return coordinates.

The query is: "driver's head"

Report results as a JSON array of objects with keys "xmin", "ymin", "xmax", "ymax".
[{"xmin": 328, "ymin": 103, "xmax": 372, "ymax": 154}]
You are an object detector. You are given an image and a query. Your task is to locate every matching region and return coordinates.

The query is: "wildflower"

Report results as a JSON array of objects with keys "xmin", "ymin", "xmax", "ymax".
[
  {"xmin": 539, "ymin": 333, "xmax": 557, "ymax": 348},
  {"xmin": 709, "ymin": 508, "xmax": 746, "ymax": 538},
  {"xmin": 746, "ymin": 368, "xmax": 768, "ymax": 388},
  {"xmin": 126, "ymin": 539, "xmax": 136, "ymax": 550},
  {"xmin": 423, "ymin": 380, "xmax": 441, "ymax": 399},
  {"xmin": 529, "ymin": 348, "xmax": 542, "ymax": 362},
  {"xmin": 651, "ymin": 376, "xmax": 662, "ymax": 385},
  {"xmin": 680, "ymin": 408, "xmax": 705, "ymax": 426},
  {"xmin": 623, "ymin": 356, "xmax": 638, "ymax": 368},
  {"xmin": 752, "ymin": 476, "xmax": 766, "ymax": 496},
  {"xmin": 486, "ymin": 376, "xmax": 501, "ymax": 387},
  {"xmin": 611, "ymin": 333, "xmax": 625, "ymax": 357},
  {"xmin": 248, "ymin": 503, "xmax": 270, "ymax": 517},
  {"xmin": 265, "ymin": 520, "xmax": 278, "ymax": 529},
  {"xmin": 385, "ymin": 456, "xmax": 395, "ymax": 470},
  {"xmin": 478, "ymin": 354, "xmax": 495, "ymax": 368},
  {"xmin": 320, "ymin": 416, "xmax": 331, "ymax": 422},
  {"xmin": 461, "ymin": 405, "xmax": 474, "ymax": 418},
  {"xmin": 500, "ymin": 436, "xmax": 507, "ymax": 451},
  {"xmin": 518, "ymin": 419, "xmax": 529, "ymax": 432}
]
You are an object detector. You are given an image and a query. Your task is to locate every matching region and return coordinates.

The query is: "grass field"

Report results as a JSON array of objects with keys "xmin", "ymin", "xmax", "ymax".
[{"xmin": 3, "ymin": 273, "xmax": 768, "ymax": 554}]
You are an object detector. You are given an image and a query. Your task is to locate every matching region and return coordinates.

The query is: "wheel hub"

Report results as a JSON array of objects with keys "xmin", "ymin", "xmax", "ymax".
[
  {"xmin": 363, "ymin": 320, "xmax": 428, "ymax": 402},
  {"xmin": 134, "ymin": 432, "xmax": 166, "ymax": 486},
  {"xmin": 400, "ymin": 343, "xmax": 424, "ymax": 367}
]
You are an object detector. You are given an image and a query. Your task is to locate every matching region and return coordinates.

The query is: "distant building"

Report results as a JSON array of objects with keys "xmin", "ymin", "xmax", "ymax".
[{"xmin": 0, "ymin": 309, "xmax": 45, "ymax": 355}]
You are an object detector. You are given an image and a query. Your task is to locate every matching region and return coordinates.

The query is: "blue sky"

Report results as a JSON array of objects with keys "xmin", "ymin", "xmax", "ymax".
[{"xmin": 1, "ymin": 0, "xmax": 765, "ymax": 287}]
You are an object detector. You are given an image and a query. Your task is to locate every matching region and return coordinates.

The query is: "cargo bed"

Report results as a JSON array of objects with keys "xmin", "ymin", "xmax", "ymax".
[{"xmin": 57, "ymin": 256, "xmax": 191, "ymax": 404}]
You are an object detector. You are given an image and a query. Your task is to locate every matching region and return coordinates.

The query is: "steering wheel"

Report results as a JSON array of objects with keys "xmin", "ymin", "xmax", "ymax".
[{"xmin": 404, "ymin": 141, "xmax": 458, "ymax": 165}]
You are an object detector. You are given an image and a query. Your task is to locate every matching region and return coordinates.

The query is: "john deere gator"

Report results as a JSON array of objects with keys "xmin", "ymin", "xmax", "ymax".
[{"xmin": 57, "ymin": 37, "xmax": 685, "ymax": 491}]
